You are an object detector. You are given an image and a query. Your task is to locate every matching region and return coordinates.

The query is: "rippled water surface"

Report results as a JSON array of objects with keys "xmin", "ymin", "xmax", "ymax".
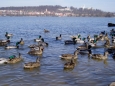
[{"xmin": 0, "ymin": 17, "xmax": 115, "ymax": 86}]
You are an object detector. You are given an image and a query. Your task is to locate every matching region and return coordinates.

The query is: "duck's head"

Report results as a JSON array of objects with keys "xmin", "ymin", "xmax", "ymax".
[
  {"xmin": 39, "ymin": 35, "xmax": 41, "ymax": 38},
  {"xmin": 41, "ymin": 38, "xmax": 44, "ymax": 42}
]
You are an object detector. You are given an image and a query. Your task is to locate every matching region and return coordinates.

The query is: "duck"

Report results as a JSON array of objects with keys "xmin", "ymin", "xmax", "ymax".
[
  {"xmin": 104, "ymin": 39, "xmax": 110, "ymax": 48},
  {"xmin": 76, "ymin": 38, "xmax": 86, "ymax": 44},
  {"xmin": 109, "ymin": 82, "xmax": 115, "ymax": 86},
  {"xmin": 44, "ymin": 29, "xmax": 49, "ymax": 33},
  {"xmin": 34, "ymin": 35, "xmax": 42, "ymax": 42},
  {"xmin": 64, "ymin": 57, "xmax": 75, "ymax": 69},
  {"xmin": 28, "ymin": 46, "xmax": 44, "ymax": 55},
  {"xmin": 7, "ymin": 53, "xmax": 23, "ymax": 63},
  {"xmin": 38, "ymin": 39, "xmax": 48, "ymax": 47},
  {"xmin": 5, "ymin": 32, "xmax": 13, "ymax": 38},
  {"xmin": 5, "ymin": 41, "xmax": 20, "ymax": 49},
  {"xmin": 79, "ymin": 49, "xmax": 92, "ymax": 55},
  {"xmin": 0, "ymin": 39, "xmax": 9, "ymax": 46},
  {"xmin": 24, "ymin": 57, "xmax": 40, "ymax": 69},
  {"xmin": 0, "ymin": 58, "xmax": 8, "ymax": 64},
  {"xmin": 56, "ymin": 34, "xmax": 62, "ymax": 40},
  {"xmin": 89, "ymin": 51, "xmax": 109, "ymax": 60},
  {"xmin": 28, "ymin": 44, "xmax": 39, "ymax": 48},
  {"xmin": 77, "ymin": 42, "xmax": 92, "ymax": 50},
  {"xmin": 5, "ymin": 45, "xmax": 19, "ymax": 49},
  {"xmin": 60, "ymin": 49, "xmax": 79, "ymax": 60},
  {"xmin": 65, "ymin": 38, "xmax": 76, "ymax": 45},
  {"xmin": 19, "ymin": 38, "xmax": 24, "ymax": 45}
]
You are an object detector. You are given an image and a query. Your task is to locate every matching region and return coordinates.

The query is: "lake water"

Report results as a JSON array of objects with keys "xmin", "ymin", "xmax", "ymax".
[{"xmin": 0, "ymin": 16, "xmax": 115, "ymax": 86}]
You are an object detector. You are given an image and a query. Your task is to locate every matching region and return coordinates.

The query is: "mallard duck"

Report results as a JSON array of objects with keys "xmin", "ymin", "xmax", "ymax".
[
  {"xmin": 28, "ymin": 46, "xmax": 44, "ymax": 55},
  {"xmin": 56, "ymin": 34, "xmax": 62, "ymax": 40},
  {"xmin": 34, "ymin": 35, "xmax": 42, "ymax": 42},
  {"xmin": 5, "ymin": 42, "xmax": 20, "ymax": 49},
  {"xmin": 60, "ymin": 49, "xmax": 79, "ymax": 60},
  {"xmin": 64, "ymin": 57, "xmax": 75, "ymax": 69},
  {"xmin": 65, "ymin": 38, "xmax": 76, "ymax": 45},
  {"xmin": 38, "ymin": 39, "xmax": 48, "ymax": 47},
  {"xmin": 20, "ymin": 38, "xmax": 24, "ymax": 45},
  {"xmin": 24, "ymin": 57, "xmax": 40, "ymax": 69},
  {"xmin": 0, "ymin": 58, "xmax": 8, "ymax": 64},
  {"xmin": 5, "ymin": 45, "xmax": 19, "ymax": 49},
  {"xmin": 90, "ymin": 51, "xmax": 109, "ymax": 60},
  {"xmin": 5, "ymin": 32, "xmax": 13, "ymax": 38},
  {"xmin": 77, "ymin": 43, "xmax": 92, "ymax": 50},
  {"xmin": 7, "ymin": 53, "xmax": 23, "ymax": 63},
  {"xmin": 0, "ymin": 40, "xmax": 8, "ymax": 46},
  {"xmin": 76, "ymin": 38, "xmax": 85, "ymax": 44}
]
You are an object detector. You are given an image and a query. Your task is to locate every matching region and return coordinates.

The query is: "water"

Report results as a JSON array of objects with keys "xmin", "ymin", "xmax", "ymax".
[{"xmin": 0, "ymin": 16, "xmax": 115, "ymax": 86}]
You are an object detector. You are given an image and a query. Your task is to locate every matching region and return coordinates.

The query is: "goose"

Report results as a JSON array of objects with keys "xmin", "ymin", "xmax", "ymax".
[
  {"xmin": 24, "ymin": 57, "xmax": 40, "ymax": 69},
  {"xmin": 89, "ymin": 51, "xmax": 109, "ymax": 60},
  {"xmin": 64, "ymin": 57, "xmax": 75, "ymax": 69},
  {"xmin": 7, "ymin": 53, "xmax": 23, "ymax": 63},
  {"xmin": 60, "ymin": 49, "xmax": 79, "ymax": 60},
  {"xmin": 20, "ymin": 38, "xmax": 24, "ymax": 45},
  {"xmin": 0, "ymin": 58, "xmax": 8, "ymax": 64},
  {"xmin": 28, "ymin": 46, "xmax": 44, "ymax": 55},
  {"xmin": 56, "ymin": 34, "xmax": 62, "ymax": 40},
  {"xmin": 44, "ymin": 29, "xmax": 49, "ymax": 33}
]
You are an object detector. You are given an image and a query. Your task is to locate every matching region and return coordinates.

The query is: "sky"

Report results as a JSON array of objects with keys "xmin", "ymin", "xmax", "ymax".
[{"xmin": 0, "ymin": 0, "xmax": 114, "ymax": 12}]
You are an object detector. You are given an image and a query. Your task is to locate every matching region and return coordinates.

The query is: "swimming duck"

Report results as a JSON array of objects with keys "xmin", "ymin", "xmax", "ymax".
[
  {"xmin": 5, "ymin": 42, "xmax": 20, "ymax": 49},
  {"xmin": 20, "ymin": 38, "xmax": 24, "ymax": 45},
  {"xmin": 44, "ymin": 29, "xmax": 49, "ymax": 33},
  {"xmin": 56, "ymin": 34, "xmax": 62, "ymax": 40},
  {"xmin": 7, "ymin": 53, "xmax": 23, "ymax": 63},
  {"xmin": 34, "ymin": 35, "xmax": 42, "ymax": 42},
  {"xmin": 24, "ymin": 57, "xmax": 40, "ymax": 69},
  {"xmin": 76, "ymin": 38, "xmax": 85, "ymax": 44},
  {"xmin": 104, "ymin": 39, "xmax": 110, "ymax": 48},
  {"xmin": 5, "ymin": 32, "xmax": 13, "ymax": 38},
  {"xmin": 5, "ymin": 45, "xmax": 19, "ymax": 49},
  {"xmin": 77, "ymin": 42, "xmax": 92, "ymax": 50},
  {"xmin": 60, "ymin": 49, "xmax": 79, "ymax": 60},
  {"xmin": 65, "ymin": 38, "xmax": 76, "ymax": 45},
  {"xmin": 89, "ymin": 51, "xmax": 109, "ymax": 60},
  {"xmin": 64, "ymin": 57, "xmax": 75, "ymax": 69},
  {"xmin": 28, "ymin": 46, "xmax": 44, "ymax": 55},
  {"xmin": 0, "ymin": 39, "xmax": 9, "ymax": 46},
  {"xmin": 0, "ymin": 58, "xmax": 8, "ymax": 64},
  {"xmin": 28, "ymin": 44, "xmax": 39, "ymax": 48},
  {"xmin": 38, "ymin": 39, "xmax": 48, "ymax": 47}
]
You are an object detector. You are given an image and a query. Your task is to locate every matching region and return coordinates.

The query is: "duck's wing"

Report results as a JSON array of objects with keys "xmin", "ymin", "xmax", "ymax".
[{"xmin": 61, "ymin": 54, "xmax": 72, "ymax": 57}]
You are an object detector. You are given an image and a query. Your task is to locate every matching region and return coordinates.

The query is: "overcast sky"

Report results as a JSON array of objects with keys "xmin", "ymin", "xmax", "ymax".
[{"xmin": 0, "ymin": 0, "xmax": 114, "ymax": 12}]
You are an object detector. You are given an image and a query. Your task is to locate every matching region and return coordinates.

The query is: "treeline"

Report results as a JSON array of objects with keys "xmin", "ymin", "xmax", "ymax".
[{"xmin": 0, "ymin": 5, "xmax": 114, "ymax": 17}]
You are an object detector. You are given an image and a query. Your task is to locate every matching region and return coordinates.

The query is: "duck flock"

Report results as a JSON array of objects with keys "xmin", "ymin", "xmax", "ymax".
[{"xmin": 0, "ymin": 28, "xmax": 115, "ymax": 70}]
